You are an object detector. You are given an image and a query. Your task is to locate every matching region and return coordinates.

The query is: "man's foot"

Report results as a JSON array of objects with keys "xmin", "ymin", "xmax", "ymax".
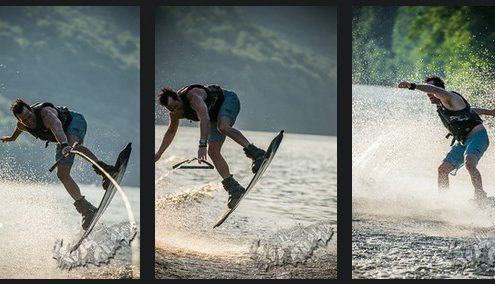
[
  {"xmin": 474, "ymin": 190, "xmax": 489, "ymax": 207},
  {"xmin": 73, "ymin": 196, "xmax": 97, "ymax": 230},
  {"xmin": 92, "ymin": 161, "xmax": 118, "ymax": 190},
  {"xmin": 222, "ymin": 175, "xmax": 246, "ymax": 209},
  {"xmin": 243, "ymin": 144, "xmax": 266, "ymax": 174}
]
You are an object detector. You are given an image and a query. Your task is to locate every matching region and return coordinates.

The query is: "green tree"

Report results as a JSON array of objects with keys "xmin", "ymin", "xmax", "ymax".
[
  {"xmin": 353, "ymin": 6, "xmax": 398, "ymax": 85},
  {"xmin": 354, "ymin": 6, "xmax": 495, "ymax": 104}
]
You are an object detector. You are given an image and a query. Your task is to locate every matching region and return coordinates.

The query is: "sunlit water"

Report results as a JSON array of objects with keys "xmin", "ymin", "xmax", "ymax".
[
  {"xmin": 155, "ymin": 125, "xmax": 336, "ymax": 279},
  {"xmin": 353, "ymin": 85, "xmax": 495, "ymax": 279},
  {"xmin": 0, "ymin": 181, "xmax": 140, "ymax": 279}
]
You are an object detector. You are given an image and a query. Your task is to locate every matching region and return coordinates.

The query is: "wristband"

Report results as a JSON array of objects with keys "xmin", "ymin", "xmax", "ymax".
[
  {"xmin": 198, "ymin": 144, "xmax": 207, "ymax": 148},
  {"xmin": 408, "ymin": 83, "xmax": 416, "ymax": 90},
  {"xmin": 60, "ymin": 142, "xmax": 70, "ymax": 148}
]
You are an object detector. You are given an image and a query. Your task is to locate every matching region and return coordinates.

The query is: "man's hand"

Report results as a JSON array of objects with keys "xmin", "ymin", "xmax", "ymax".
[
  {"xmin": 398, "ymin": 81, "xmax": 412, "ymax": 89},
  {"xmin": 0, "ymin": 136, "xmax": 14, "ymax": 143},
  {"xmin": 62, "ymin": 145, "xmax": 72, "ymax": 157},
  {"xmin": 198, "ymin": 147, "xmax": 207, "ymax": 163}
]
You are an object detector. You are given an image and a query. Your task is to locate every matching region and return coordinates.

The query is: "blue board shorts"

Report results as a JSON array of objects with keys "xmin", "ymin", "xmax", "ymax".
[
  {"xmin": 55, "ymin": 111, "xmax": 87, "ymax": 166},
  {"xmin": 443, "ymin": 128, "xmax": 489, "ymax": 175},
  {"xmin": 208, "ymin": 90, "xmax": 241, "ymax": 142}
]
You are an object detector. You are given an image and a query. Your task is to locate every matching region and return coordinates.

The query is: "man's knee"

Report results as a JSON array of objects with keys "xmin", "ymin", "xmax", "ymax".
[
  {"xmin": 57, "ymin": 166, "xmax": 72, "ymax": 180},
  {"xmin": 217, "ymin": 124, "xmax": 231, "ymax": 135},
  {"xmin": 438, "ymin": 163, "xmax": 453, "ymax": 175},
  {"xmin": 67, "ymin": 135, "xmax": 81, "ymax": 145},
  {"xmin": 465, "ymin": 155, "xmax": 479, "ymax": 172},
  {"xmin": 208, "ymin": 146, "xmax": 221, "ymax": 158}
]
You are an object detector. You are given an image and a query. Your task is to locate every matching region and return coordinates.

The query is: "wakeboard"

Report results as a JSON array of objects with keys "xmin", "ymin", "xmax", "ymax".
[
  {"xmin": 70, "ymin": 142, "xmax": 132, "ymax": 252},
  {"xmin": 213, "ymin": 130, "xmax": 284, "ymax": 228}
]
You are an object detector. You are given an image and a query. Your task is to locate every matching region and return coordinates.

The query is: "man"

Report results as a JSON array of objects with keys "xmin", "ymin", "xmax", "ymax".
[
  {"xmin": 155, "ymin": 84, "xmax": 266, "ymax": 209},
  {"xmin": 1, "ymin": 99, "xmax": 117, "ymax": 229},
  {"xmin": 398, "ymin": 76, "xmax": 495, "ymax": 204}
]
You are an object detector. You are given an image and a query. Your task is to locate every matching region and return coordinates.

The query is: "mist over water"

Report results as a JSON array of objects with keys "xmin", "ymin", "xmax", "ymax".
[{"xmin": 353, "ymin": 84, "xmax": 495, "ymax": 278}]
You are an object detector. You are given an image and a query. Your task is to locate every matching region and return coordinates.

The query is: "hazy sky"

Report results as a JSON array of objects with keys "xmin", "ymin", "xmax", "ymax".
[{"xmin": 239, "ymin": 6, "xmax": 337, "ymax": 57}]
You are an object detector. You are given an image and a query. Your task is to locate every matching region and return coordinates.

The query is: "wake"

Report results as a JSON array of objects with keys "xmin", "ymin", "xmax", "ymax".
[{"xmin": 156, "ymin": 183, "xmax": 220, "ymax": 208}]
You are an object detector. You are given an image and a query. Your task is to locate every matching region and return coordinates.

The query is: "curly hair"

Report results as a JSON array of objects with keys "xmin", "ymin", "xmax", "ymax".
[
  {"xmin": 158, "ymin": 87, "xmax": 178, "ymax": 106},
  {"xmin": 11, "ymin": 99, "xmax": 31, "ymax": 118},
  {"xmin": 424, "ymin": 75, "xmax": 445, "ymax": 89}
]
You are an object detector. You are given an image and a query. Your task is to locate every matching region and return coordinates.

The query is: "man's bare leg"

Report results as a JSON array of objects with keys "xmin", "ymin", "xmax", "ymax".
[
  {"xmin": 465, "ymin": 154, "xmax": 486, "ymax": 199},
  {"xmin": 57, "ymin": 164, "xmax": 82, "ymax": 201},
  {"xmin": 208, "ymin": 138, "xmax": 245, "ymax": 208},
  {"xmin": 438, "ymin": 161, "xmax": 455, "ymax": 192},
  {"xmin": 217, "ymin": 116, "xmax": 266, "ymax": 173},
  {"xmin": 67, "ymin": 135, "xmax": 115, "ymax": 184},
  {"xmin": 60, "ymin": 136, "xmax": 98, "ymax": 229},
  {"xmin": 57, "ymin": 135, "xmax": 84, "ymax": 200},
  {"xmin": 217, "ymin": 117, "xmax": 250, "ymax": 148},
  {"xmin": 73, "ymin": 145, "xmax": 99, "ymax": 161},
  {"xmin": 67, "ymin": 134, "xmax": 99, "ymax": 162},
  {"xmin": 208, "ymin": 140, "xmax": 231, "ymax": 179}
]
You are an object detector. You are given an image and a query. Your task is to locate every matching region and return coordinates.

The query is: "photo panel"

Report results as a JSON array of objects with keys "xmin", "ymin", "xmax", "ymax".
[
  {"xmin": 353, "ymin": 6, "xmax": 495, "ymax": 279},
  {"xmin": 154, "ymin": 5, "xmax": 337, "ymax": 279},
  {"xmin": 0, "ymin": 6, "xmax": 140, "ymax": 279}
]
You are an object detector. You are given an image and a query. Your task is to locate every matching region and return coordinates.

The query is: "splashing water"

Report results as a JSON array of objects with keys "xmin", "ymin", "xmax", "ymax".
[
  {"xmin": 353, "ymin": 84, "xmax": 495, "ymax": 279},
  {"xmin": 52, "ymin": 222, "xmax": 137, "ymax": 270},
  {"xmin": 250, "ymin": 222, "xmax": 335, "ymax": 271}
]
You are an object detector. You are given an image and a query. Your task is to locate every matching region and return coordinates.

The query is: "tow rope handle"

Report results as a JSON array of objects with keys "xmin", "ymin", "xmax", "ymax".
[
  {"xmin": 172, "ymin": 157, "xmax": 214, "ymax": 169},
  {"xmin": 48, "ymin": 141, "xmax": 79, "ymax": 172}
]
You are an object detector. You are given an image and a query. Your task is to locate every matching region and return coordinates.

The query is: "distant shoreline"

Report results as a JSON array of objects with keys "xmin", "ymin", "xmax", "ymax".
[{"xmin": 154, "ymin": 124, "xmax": 337, "ymax": 138}]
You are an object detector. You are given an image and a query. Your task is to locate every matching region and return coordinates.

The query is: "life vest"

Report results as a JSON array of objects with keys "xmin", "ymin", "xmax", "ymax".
[
  {"xmin": 437, "ymin": 91, "xmax": 482, "ymax": 145},
  {"xmin": 177, "ymin": 84, "xmax": 224, "ymax": 121},
  {"xmin": 24, "ymin": 102, "xmax": 73, "ymax": 143}
]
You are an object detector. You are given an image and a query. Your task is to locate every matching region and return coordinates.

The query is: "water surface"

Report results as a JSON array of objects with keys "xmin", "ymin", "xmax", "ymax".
[{"xmin": 155, "ymin": 125, "xmax": 336, "ymax": 278}]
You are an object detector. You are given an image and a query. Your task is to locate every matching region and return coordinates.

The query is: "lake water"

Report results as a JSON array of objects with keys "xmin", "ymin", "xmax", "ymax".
[{"xmin": 155, "ymin": 125, "xmax": 337, "ymax": 279}]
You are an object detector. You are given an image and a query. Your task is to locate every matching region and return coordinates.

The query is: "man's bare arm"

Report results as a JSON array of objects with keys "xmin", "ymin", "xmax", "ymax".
[
  {"xmin": 155, "ymin": 113, "xmax": 180, "ymax": 162},
  {"xmin": 188, "ymin": 91, "xmax": 210, "ymax": 142},
  {"xmin": 398, "ymin": 81, "xmax": 460, "ymax": 105},
  {"xmin": 471, "ymin": 108, "xmax": 495, "ymax": 116},
  {"xmin": 0, "ymin": 123, "xmax": 24, "ymax": 142},
  {"xmin": 398, "ymin": 81, "xmax": 452, "ymax": 98},
  {"xmin": 40, "ymin": 107, "xmax": 68, "ymax": 144}
]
